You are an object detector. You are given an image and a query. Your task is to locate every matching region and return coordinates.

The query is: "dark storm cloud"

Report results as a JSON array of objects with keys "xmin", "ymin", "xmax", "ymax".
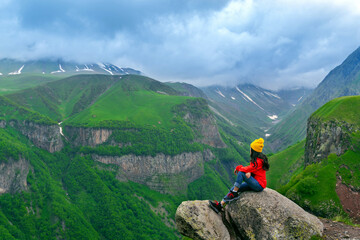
[{"xmin": 1, "ymin": 0, "xmax": 360, "ymax": 89}]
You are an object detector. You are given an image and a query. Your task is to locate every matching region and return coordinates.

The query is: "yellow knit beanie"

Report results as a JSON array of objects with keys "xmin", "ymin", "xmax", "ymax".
[{"xmin": 251, "ymin": 138, "xmax": 264, "ymax": 152}]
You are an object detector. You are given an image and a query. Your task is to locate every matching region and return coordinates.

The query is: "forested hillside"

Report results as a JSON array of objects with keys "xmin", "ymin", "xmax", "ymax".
[{"xmin": 0, "ymin": 74, "xmax": 254, "ymax": 239}]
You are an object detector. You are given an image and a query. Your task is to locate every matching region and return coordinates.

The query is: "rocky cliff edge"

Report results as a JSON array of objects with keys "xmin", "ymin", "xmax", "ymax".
[{"xmin": 175, "ymin": 188, "xmax": 323, "ymax": 240}]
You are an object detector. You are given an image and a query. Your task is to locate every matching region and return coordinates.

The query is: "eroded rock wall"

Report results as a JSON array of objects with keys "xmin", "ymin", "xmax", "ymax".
[
  {"xmin": 93, "ymin": 149, "xmax": 215, "ymax": 193},
  {"xmin": 64, "ymin": 126, "xmax": 113, "ymax": 147},
  {"xmin": 0, "ymin": 158, "xmax": 30, "ymax": 194},
  {"xmin": 184, "ymin": 112, "xmax": 226, "ymax": 148},
  {"xmin": 305, "ymin": 118, "xmax": 358, "ymax": 165},
  {"xmin": 10, "ymin": 120, "xmax": 64, "ymax": 153}
]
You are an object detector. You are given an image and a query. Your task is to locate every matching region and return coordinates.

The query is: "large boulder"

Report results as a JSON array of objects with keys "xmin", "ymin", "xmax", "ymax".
[
  {"xmin": 175, "ymin": 200, "xmax": 231, "ymax": 240},
  {"xmin": 176, "ymin": 188, "xmax": 323, "ymax": 240}
]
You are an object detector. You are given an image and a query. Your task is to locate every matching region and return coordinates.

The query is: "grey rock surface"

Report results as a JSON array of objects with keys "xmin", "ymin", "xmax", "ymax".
[
  {"xmin": 183, "ymin": 111, "xmax": 226, "ymax": 148},
  {"xmin": 11, "ymin": 120, "xmax": 64, "ymax": 152},
  {"xmin": 176, "ymin": 200, "xmax": 231, "ymax": 240},
  {"xmin": 227, "ymin": 188, "xmax": 323, "ymax": 240},
  {"xmin": 0, "ymin": 158, "xmax": 30, "ymax": 194},
  {"xmin": 64, "ymin": 126, "xmax": 113, "ymax": 147},
  {"xmin": 93, "ymin": 150, "xmax": 214, "ymax": 194},
  {"xmin": 305, "ymin": 118, "xmax": 358, "ymax": 165},
  {"xmin": 176, "ymin": 189, "xmax": 323, "ymax": 240}
]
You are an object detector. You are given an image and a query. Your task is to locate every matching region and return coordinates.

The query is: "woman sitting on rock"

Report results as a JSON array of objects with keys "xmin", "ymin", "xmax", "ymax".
[{"xmin": 209, "ymin": 138, "xmax": 270, "ymax": 213}]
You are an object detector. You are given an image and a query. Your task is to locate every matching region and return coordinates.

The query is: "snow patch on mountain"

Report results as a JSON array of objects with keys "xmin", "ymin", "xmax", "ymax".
[
  {"xmin": 59, "ymin": 64, "xmax": 65, "ymax": 72},
  {"xmin": 97, "ymin": 63, "xmax": 114, "ymax": 75},
  {"xmin": 298, "ymin": 96, "xmax": 304, "ymax": 102},
  {"xmin": 265, "ymin": 91, "xmax": 281, "ymax": 99},
  {"xmin": 209, "ymin": 105, "xmax": 234, "ymax": 126},
  {"xmin": 51, "ymin": 64, "xmax": 66, "ymax": 74},
  {"xmin": 9, "ymin": 65, "xmax": 24, "ymax": 75},
  {"xmin": 215, "ymin": 89, "xmax": 225, "ymax": 98},
  {"xmin": 231, "ymin": 96, "xmax": 236, "ymax": 100},
  {"xmin": 267, "ymin": 115, "xmax": 278, "ymax": 120},
  {"xmin": 76, "ymin": 65, "xmax": 94, "ymax": 72},
  {"xmin": 236, "ymin": 86, "xmax": 265, "ymax": 110}
]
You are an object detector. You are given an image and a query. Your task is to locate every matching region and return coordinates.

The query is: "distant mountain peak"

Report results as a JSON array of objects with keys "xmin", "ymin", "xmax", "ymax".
[{"xmin": 0, "ymin": 58, "xmax": 142, "ymax": 76}]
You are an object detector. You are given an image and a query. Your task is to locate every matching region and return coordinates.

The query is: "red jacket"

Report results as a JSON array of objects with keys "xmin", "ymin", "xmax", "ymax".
[{"xmin": 235, "ymin": 158, "xmax": 267, "ymax": 188}]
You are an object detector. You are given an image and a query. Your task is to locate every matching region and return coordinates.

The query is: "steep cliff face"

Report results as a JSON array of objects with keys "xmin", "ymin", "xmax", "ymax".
[
  {"xmin": 0, "ymin": 158, "xmax": 30, "ymax": 194},
  {"xmin": 184, "ymin": 112, "xmax": 226, "ymax": 148},
  {"xmin": 64, "ymin": 126, "xmax": 113, "ymax": 147},
  {"xmin": 176, "ymin": 99, "xmax": 226, "ymax": 148},
  {"xmin": 8, "ymin": 120, "xmax": 64, "ymax": 153},
  {"xmin": 305, "ymin": 118, "xmax": 358, "ymax": 165},
  {"xmin": 93, "ymin": 149, "xmax": 215, "ymax": 194}
]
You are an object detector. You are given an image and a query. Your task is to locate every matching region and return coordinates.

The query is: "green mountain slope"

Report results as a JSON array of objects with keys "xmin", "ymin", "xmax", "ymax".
[
  {"xmin": 165, "ymin": 82, "xmax": 208, "ymax": 99},
  {"xmin": 0, "ymin": 74, "xmax": 63, "ymax": 95},
  {"xmin": 7, "ymin": 75, "xmax": 116, "ymax": 121},
  {"xmin": 8, "ymin": 74, "xmax": 180, "ymax": 124},
  {"xmin": 0, "ymin": 73, "xmax": 256, "ymax": 238},
  {"xmin": 201, "ymin": 84, "xmax": 312, "ymax": 138},
  {"xmin": 268, "ymin": 46, "xmax": 360, "ymax": 152},
  {"xmin": 65, "ymin": 77, "xmax": 187, "ymax": 128},
  {"xmin": 0, "ymin": 95, "xmax": 54, "ymax": 125},
  {"xmin": 312, "ymin": 96, "xmax": 360, "ymax": 125},
  {"xmin": 0, "ymin": 126, "xmax": 181, "ymax": 239},
  {"xmin": 277, "ymin": 96, "xmax": 360, "ymax": 222},
  {"xmin": 267, "ymin": 140, "xmax": 305, "ymax": 190},
  {"xmin": 279, "ymin": 150, "xmax": 360, "ymax": 219}
]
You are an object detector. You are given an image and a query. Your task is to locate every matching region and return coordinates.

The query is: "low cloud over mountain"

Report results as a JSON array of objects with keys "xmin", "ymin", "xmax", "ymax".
[{"xmin": 1, "ymin": 0, "xmax": 360, "ymax": 89}]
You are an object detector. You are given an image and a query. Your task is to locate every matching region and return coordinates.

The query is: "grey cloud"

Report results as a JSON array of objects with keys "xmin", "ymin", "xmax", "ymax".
[
  {"xmin": 1, "ymin": 0, "xmax": 360, "ymax": 90},
  {"xmin": 17, "ymin": 0, "xmax": 229, "ymax": 36}
]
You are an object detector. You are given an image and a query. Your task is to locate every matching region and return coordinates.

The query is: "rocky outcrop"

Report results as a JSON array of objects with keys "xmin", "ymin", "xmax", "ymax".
[
  {"xmin": 305, "ymin": 118, "xmax": 358, "ymax": 165},
  {"xmin": 64, "ymin": 126, "xmax": 113, "ymax": 147},
  {"xmin": 93, "ymin": 149, "xmax": 215, "ymax": 194},
  {"xmin": 184, "ymin": 112, "xmax": 226, "ymax": 148},
  {"xmin": 176, "ymin": 189, "xmax": 323, "ymax": 240},
  {"xmin": 10, "ymin": 120, "xmax": 64, "ymax": 153},
  {"xmin": 177, "ymin": 99, "xmax": 226, "ymax": 148},
  {"xmin": 0, "ymin": 158, "xmax": 30, "ymax": 194},
  {"xmin": 0, "ymin": 120, "xmax": 6, "ymax": 128}
]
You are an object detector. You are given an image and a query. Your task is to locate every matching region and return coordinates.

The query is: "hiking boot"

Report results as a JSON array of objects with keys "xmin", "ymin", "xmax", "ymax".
[
  {"xmin": 209, "ymin": 200, "xmax": 223, "ymax": 213},
  {"xmin": 223, "ymin": 190, "xmax": 240, "ymax": 202}
]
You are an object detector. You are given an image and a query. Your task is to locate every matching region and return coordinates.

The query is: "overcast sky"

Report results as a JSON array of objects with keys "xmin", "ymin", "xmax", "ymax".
[{"xmin": 1, "ymin": 0, "xmax": 360, "ymax": 89}]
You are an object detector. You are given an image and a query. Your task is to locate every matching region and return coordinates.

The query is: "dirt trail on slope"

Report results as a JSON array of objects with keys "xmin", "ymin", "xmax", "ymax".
[
  {"xmin": 321, "ymin": 218, "xmax": 360, "ymax": 240},
  {"xmin": 336, "ymin": 178, "xmax": 360, "ymax": 224}
]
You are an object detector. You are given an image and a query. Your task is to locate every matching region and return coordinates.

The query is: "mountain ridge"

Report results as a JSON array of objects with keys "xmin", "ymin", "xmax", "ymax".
[
  {"xmin": 0, "ymin": 58, "xmax": 142, "ymax": 76},
  {"xmin": 268, "ymin": 46, "xmax": 360, "ymax": 152}
]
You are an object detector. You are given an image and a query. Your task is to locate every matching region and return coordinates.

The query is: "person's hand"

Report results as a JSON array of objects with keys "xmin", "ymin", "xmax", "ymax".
[
  {"xmin": 245, "ymin": 172, "xmax": 251, "ymax": 179},
  {"xmin": 234, "ymin": 168, "xmax": 239, "ymax": 175}
]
